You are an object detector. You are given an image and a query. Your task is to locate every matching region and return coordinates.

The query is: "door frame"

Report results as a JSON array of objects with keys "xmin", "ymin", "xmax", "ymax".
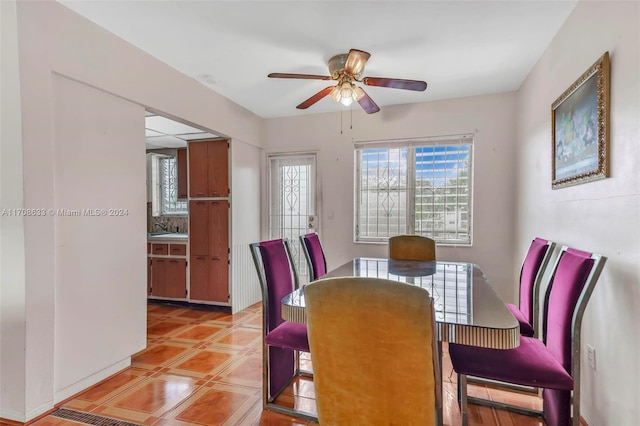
[{"xmin": 263, "ymin": 150, "xmax": 321, "ymax": 283}]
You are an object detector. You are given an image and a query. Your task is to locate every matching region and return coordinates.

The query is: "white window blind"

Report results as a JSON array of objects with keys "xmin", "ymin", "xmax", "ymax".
[
  {"xmin": 355, "ymin": 135, "xmax": 473, "ymax": 245},
  {"xmin": 151, "ymin": 154, "xmax": 187, "ymax": 217}
]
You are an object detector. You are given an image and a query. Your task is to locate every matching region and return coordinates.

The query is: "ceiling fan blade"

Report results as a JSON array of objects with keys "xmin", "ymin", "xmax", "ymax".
[
  {"xmin": 344, "ymin": 49, "xmax": 371, "ymax": 77},
  {"xmin": 268, "ymin": 73, "xmax": 332, "ymax": 80},
  {"xmin": 296, "ymin": 86, "xmax": 335, "ymax": 109},
  {"xmin": 363, "ymin": 77, "xmax": 427, "ymax": 91},
  {"xmin": 357, "ymin": 89, "xmax": 380, "ymax": 114}
]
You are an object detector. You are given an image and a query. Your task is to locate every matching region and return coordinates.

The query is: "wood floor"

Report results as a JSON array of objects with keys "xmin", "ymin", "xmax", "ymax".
[{"xmin": 26, "ymin": 302, "xmax": 544, "ymax": 426}]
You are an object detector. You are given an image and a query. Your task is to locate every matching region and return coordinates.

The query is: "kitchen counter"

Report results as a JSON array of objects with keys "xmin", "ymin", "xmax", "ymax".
[{"xmin": 147, "ymin": 232, "xmax": 188, "ymax": 241}]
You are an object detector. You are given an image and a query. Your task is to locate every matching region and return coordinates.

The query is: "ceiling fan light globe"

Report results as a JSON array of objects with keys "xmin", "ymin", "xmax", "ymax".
[
  {"xmin": 335, "ymin": 81, "xmax": 356, "ymax": 106},
  {"xmin": 340, "ymin": 97, "xmax": 354, "ymax": 106},
  {"xmin": 329, "ymin": 86, "xmax": 341, "ymax": 102}
]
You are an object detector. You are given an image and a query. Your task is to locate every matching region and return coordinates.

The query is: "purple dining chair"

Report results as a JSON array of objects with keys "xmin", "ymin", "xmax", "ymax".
[
  {"xmin": 507, "ymin": 237, "xmax": 556, "ymax": 338},
  {"xmin": 249, "ymin": 239, "xmax": 313, "ymax": 420},
  {"xmin": 300, "ymin": 232, "xmax": 327, "ymax": 281},
  {"xmin": 449, "ymin": 246, "xmax": 606, "ymax": 426}
]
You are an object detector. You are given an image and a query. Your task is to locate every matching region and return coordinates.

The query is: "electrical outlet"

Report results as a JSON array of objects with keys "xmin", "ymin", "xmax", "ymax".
[{"xmin": 587, "ymin": 345, "xmax": 596, "ymax": 370}]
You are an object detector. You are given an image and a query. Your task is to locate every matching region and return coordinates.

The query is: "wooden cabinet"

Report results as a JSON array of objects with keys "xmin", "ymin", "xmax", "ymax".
[
  {"xmin": 189, "ymin": 142, "xmax": 208, "ymax": 198},
  {"xmin": 151, "ymin": 258, "xmax": 168, "ymax": 296},
  {"xmin": 189, "ymin": 200, "xmax": 209, "ymax": 255},
  {"xmin": 187, "ymin": 138, "xmax": 230, "ymax": 305},
  {"xmin": 189, "ymin": 200, "xmax": 229, "ymax": 302},
  {"xmin": 188, "ymin": 140, "xmax": 229, "ymax": 198},
  {"xmin": 170, "ymin": 243, "xmax": 187, "ymax": 256},
  {"xmin": 166, "ymin": 259, "xmax": 187, "ymax": 298},
  {"xmin": 151, "ymin": 243, "xmax": 168, "ymax": 255},
  {"xmin": 149, "ymin": 242, "xmax": 187, "ymax": 299},
  {"xmin": 147, "ymin": 258, "xmax": 152, "ymax": 295},
  {"xmin": 177, "ymin": 148, "xmax": 187, "ymax": 200},
  {"xmin": 189, "ymin": 256, "xmax": 228, "ymax": 302}
]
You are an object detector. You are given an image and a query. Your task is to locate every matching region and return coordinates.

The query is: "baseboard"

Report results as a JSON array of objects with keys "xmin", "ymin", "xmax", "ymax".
[
  {"xmin": 53, "ymin": 357, "xmax": 131, "ymax": 403},
  {"xmin": 0, "ymin": 409, "xmax": 26, "ymax": 424},
  {"xmin": 1, "ymin": 358, "xmax": 133, "ymax": 426},
  {"xmin": 581, "ymin": 415, "xmax": 589, "ymax": 426},
  {"xmin": 1, "ymin": 406, "xmax": 61, "ymax": 426},
  {"xmin": 0, "ymin": 405, "xmax": 52, "ymax": 425},
  {"xmin": 0, "ymin": 405, "xmax": 54, "ymax": 426}
]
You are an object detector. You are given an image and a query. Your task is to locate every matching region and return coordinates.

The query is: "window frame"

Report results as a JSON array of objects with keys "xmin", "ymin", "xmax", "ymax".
[
  {"xmin": 150, "ymin": 153, "xmax": 188, "ymax": 217},
  {"xmin": 354, "ymin": 134, "xmax": 474, "ymax": 246}
]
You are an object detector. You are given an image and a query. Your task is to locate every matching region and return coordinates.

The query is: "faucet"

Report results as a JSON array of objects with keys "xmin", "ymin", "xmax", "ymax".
[{"xmin": 154, "ymin": 222, "xmax": 169, "ymax": 232}]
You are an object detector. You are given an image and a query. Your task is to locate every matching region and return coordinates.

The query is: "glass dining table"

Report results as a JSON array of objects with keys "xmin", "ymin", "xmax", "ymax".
[{"xmin": 282, "ymin": 257, "xmax": 520, "ymax": 350}]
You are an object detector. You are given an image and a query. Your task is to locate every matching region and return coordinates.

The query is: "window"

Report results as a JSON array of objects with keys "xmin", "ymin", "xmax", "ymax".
[
  {"xmin": 150, "ymin": 154, "xmax": 187, "ymax": 216},
  {"xmin": 355, "ymin": 135, "xmax": 472, "ymax": 245}
]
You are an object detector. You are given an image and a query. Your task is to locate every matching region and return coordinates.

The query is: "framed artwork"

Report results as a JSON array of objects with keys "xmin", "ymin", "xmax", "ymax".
[{"xmin": 551, "ymin": 51, "xmax": 610, "ymax": 189}]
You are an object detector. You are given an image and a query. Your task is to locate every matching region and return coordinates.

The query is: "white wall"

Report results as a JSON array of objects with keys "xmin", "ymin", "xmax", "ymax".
[
  {"xmin": 515, "ymin": 1, "xmax": 640, "ymax": 423},
  {"xmin": 263, "ymin": 92, "xmax": 520, "ymax": 302},
  {"xmin": 231, "ymin": 139, "xmax": 262, "ymax": 312},
  {"xmin": 51, "ymin": 75, "xmax": 147, "ymax": 400},
  {"xmin": 5, "ymin": 0, "xmax": 264, "ymax": 420},
  {"xmin": 0, "ymin": 0, "xmax": 27, "ymax": 420}
]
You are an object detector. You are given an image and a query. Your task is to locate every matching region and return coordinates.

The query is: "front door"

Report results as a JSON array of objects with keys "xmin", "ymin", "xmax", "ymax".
[{"xmin": 267, "ymin": 153, "xmax": 318, "ymax": 284}]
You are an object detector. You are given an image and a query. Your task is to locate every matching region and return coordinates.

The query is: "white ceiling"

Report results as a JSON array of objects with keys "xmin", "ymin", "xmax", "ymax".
[
  {"xmin": 145, "ymin": 113, "xmax": 218, "ymax": 149},
  {"xmin": 59, "ymin": 1, "xmax": 577, "ymax": 119}
]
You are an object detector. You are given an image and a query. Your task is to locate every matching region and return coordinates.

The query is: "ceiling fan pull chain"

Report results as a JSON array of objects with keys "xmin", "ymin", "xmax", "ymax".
[
  {"xmin": 350, "ymin": 106, "xmax": 353, "ymax": 130},
  {"xmin": 340, "ymin": 105, "xmax": 343, "ymax": 135}
]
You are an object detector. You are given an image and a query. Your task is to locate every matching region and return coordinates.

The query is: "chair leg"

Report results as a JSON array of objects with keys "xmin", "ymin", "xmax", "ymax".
[
  {"xmin": 467, "ymin": 375, "xmax": 539, "ymax": 394},
  {"xmin": 542, "ymin": 388, "xmax": 572, "ymax": 426},
  {"xmin": 264, "ymin": 346, "xmax": 317, "ymax": 421},
  {"xmin": 262, "ymin": 343, "xmax": 269, "ymax": 410},
  {"xmin": 460, "ymin": 374, "xmax": 468, "ymax": 426},
  {"xmin": 295, "ymin": 350, "xmax": 313, "ymax": 377}
]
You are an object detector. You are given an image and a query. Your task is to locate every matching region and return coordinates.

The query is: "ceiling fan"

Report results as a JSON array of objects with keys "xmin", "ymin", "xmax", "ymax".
[{"xmin": 268, "ymin": 49, "xmax": 427, "ymax": 114}]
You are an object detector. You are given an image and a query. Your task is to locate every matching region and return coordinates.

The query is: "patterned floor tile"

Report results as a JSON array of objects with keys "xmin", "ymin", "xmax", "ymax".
[
  {"xmin": 239, "ymin": 399, "xmax": 312, "ymax": 426},
  {"xmin": 240, "ymin": 312, "xmax": 263, "ymax": 330},
  {"xmin": 131, "ymin": 340, "xmax": 197, "ymax": 370},
  {"xmin": 214, "ymin": 353, "xmax": 262, "ymax": 389},
  {"xmin": 147, "ymin": 320, "xmax": 191, "ymax": 337},
  {"xmin": 90, "ymin": 373, "xmax": 199, "ymax": 424},
  {"xmin": 162, "ymin": 383, "xmax": 258, "ymax": 426},
  {"xmin": 174, "ymin": 324, "xmax": 227, "ymax": 342},
  {"xmin": 168, "ymin": 347, "xmax": 239, "ymax": 379},
  {"xmin": 210, "ymin": 327, "xmax": 261, "ymax": 349},
  {"xmin": 63, "ymin": 368, "xmax": 152, "ymax": 412},
  {"xmin": 16, "ymin": 301, "xmax": 547, "ymax": 426}
]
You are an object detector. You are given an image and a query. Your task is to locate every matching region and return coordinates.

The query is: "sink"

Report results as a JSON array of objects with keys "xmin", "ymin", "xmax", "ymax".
[{"xmin": 148, "ymin": 232, "xmax": 188, "ymax": 239}]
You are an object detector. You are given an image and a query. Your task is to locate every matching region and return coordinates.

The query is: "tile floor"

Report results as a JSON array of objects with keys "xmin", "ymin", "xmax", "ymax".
[{"xmin": 26, "ymin": 302, "xmax": 544, "ymax": 426}]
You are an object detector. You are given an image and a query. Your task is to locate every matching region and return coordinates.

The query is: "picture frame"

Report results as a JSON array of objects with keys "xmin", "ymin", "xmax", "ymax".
[{"xmin": 551, "ymin": 51, "xmax": 610, "ymax": 189}]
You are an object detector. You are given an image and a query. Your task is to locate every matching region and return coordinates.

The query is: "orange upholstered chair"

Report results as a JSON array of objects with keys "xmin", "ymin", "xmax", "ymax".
[
  {"xmin": 389, "ymin": 234, "xmax": 436, "ymax": 261},
  {"xmin": 305, "ymin": 277, "xmax": 441, "ymax": 425}
]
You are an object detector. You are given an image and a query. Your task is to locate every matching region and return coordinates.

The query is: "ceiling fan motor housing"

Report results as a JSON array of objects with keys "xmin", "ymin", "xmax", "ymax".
[{"xmin": 328, "ymin": 53, "xmax": 350, "ymax": 79}]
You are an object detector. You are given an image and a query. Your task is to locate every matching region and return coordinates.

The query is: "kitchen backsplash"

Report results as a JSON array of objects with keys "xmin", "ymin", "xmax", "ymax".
[{"xmin": 147, "ymin": 202, "xmax": 188, "ymax": 233}]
